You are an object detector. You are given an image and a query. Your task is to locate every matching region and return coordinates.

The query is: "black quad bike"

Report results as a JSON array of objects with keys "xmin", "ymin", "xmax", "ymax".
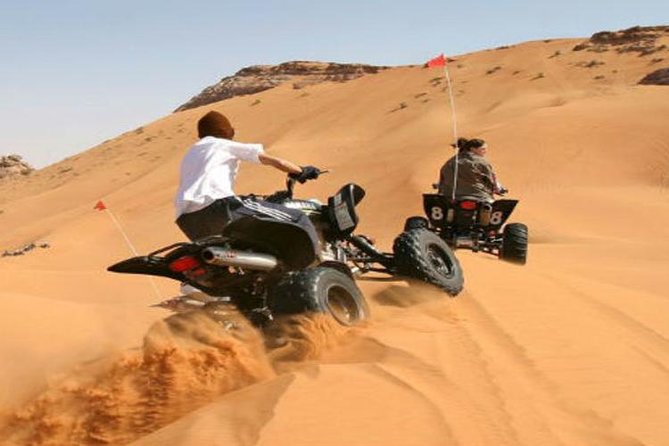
[
  {"xmin": 107, "ymin": 176, "xmax": 464, "ymax": 329},
  {"xmin": 404, "ymin": 191, "xmax": 528, "ymax": 265}
]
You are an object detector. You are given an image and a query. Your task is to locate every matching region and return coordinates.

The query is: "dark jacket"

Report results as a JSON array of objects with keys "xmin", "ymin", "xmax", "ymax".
[{"xmin": 438, "ymin": 152, "xmax": 497, "ymax": 202}]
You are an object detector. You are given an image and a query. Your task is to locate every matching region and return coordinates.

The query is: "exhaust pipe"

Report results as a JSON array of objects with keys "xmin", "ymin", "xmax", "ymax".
[
  {"xmin": 201, "ymin": 247, "xmax": 278, "ymax": 271},
  {"xmin": 455, "ymin": 237, "xmax": 475, "ymax": 249}
]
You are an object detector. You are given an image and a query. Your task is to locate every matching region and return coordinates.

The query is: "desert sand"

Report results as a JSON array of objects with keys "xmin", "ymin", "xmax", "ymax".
[{"xmin": 1, "ymin": 34, "xmax": 669, "ymax": 445}]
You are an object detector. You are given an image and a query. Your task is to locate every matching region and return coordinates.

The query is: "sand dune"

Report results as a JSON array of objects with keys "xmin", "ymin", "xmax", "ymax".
[{"xmin": 2, "ymin": 32, "xmax": 669, "ymax": 445}]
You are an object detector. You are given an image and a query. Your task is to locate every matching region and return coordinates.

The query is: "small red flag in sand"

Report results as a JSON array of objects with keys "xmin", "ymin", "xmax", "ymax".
[
  {"xmin": 426, "ymin": 53, "xmax": 446, "ymax": 68},
  {"xmin": 94, "ymin": 200, "xmax": 107, "ymax": 211}
]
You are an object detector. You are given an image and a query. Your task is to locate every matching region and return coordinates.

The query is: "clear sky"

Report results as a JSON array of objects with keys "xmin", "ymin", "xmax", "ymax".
[{"xmin": 1, "ymin": 0, "xmax": 666, "ymax": 168}]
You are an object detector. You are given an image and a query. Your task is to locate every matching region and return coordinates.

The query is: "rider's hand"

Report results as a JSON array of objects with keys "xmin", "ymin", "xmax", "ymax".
[{"xmin": 289, "ymin": 165, "xmax": 321, "ymax": 184}]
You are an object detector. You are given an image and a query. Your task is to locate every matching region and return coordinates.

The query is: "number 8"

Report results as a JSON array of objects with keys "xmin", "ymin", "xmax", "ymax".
[
  {"xmin": 490, "ymin": 211, "xmax": 503, "ymax": 225},
  {"xmin": 431, "ymin": 206, "xmax": 444, "ymax": 221}
]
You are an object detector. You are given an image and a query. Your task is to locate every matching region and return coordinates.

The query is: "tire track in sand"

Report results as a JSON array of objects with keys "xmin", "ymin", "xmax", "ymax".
[
  {"xmin": 359, "ymin": 291, "xmax": 532, "ymax": 446},
  {"xmin": 449, "ymin": 294, "xmax": 645, "ymax": 446}
]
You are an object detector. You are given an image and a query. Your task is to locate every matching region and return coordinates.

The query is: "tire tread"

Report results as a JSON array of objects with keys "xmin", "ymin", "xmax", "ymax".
[
  {"xmin": 500, "ymin": 223, "xmax": 528, "ymax": 265},
  {"xmin": 268, "ymin": 267, "xmax": 368, "ymax": 325},
  {"xmin": 393, "ymin": 229, "xmax": 464, "ymax": 296}
]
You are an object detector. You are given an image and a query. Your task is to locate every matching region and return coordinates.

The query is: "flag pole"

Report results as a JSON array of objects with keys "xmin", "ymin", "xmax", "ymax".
[
  {"xmin": 427, "ymin": 54, "xmax": 461, "ymax": 203},
  {"xmin": 95, "ymin": 200, "xmax": 164, "ymax": 300},
  {"xmin": 104, "ymin": 207, "xmax": 139, "ymax": 256},
  {"xmin": 442, "ymin": 60, "xmax": 460, "ymax": 202}
]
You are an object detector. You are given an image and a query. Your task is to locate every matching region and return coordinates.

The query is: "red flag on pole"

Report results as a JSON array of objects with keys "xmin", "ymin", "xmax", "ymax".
[
  {"xmin": 426, "ymin": 53, "xmax": 446, "ymax": 68},
  {"xmin": 94, "ymin": 200, "xmax": 107, "ymax": 211}
]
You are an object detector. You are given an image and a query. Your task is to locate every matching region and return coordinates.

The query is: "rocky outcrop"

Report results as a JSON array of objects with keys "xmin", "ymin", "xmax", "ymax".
[
  {"xmin": 0, "ymin": 154, "xmax": 34, "ymax": 179},
  {"xmin": 572, "ymin": 25, "xmax": 669, "ymax": 56},
  {"xmin": 2, "ymin": 241, "xmax": 50, "ymax": 257},
  {"xmin": 639, "ymin": 68, "xmax": 669, "ymax": 85},
  {"xmin": 175, "ymin": 61, "xmax": 389, "ymax": 112}
]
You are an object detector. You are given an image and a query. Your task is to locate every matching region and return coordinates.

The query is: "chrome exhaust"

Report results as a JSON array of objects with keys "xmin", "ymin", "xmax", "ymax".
[
  {"xmin": 201, "ymin": 247, "xmax": 278, "ymax": 271},
  {"xmin": 455, "ymin": 236, "xmax": 475, "ymax": 249}
]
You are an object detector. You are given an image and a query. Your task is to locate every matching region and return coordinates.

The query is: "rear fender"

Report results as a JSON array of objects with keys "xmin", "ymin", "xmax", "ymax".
[
  {"xmin": 107, "ymin": 255, "xmax": 185, "ymax": 281},
  {"xmin": 488, "ymin": 199, "xmax": 518, "ymax": 229},
  {"xmin": 423, "ymin": 194, "xmax": 450, "ymax": 228},
  {"xmin": 107, "ymin": 242, "xmax": 202, "ymax": 281},
  {"xmin": 422, "ymin": 194, "xmax": 519, "ymax": 230}
]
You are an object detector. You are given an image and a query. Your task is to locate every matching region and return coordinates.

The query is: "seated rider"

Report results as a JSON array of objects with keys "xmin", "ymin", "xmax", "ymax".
[
  {"xmin": 438, "ymin": 137, "xmax": 506, "ymax": 203},
  {"xmin": 174, "ymin": 110, "xmax": 322, "ymax": 251}
]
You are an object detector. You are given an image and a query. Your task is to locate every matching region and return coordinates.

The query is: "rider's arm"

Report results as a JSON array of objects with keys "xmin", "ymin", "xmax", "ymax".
[
  {"xmin": 488, "ymin": 165, "xmax": 507, "ymax": 195},
  {"xmin": 437, "ymin": 165, "xmax": 446, "ymax": 195},
  {"xmin": 492, "ymin": 172, "xmax": 507, "ymax": 194},
  {"xmin": 437, "ymin": 158, "xmax": 454, "ymax": 196},
  {"xmin": 474, "ymin": 160, "xmax": 498, "ymax": 194},
  {"xmin": 258, "ymin": 153, "xmax": 302, "ymax": 175}
]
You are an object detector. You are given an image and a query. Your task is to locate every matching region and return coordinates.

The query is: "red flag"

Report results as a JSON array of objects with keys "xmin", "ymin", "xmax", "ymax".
[
  {"xmin": 94, "ymin": 200, "xmax": 107, "ymax": 211},
  {"xmin": 426, "ymin": 53, "xmax": 446, "ymax": 68}
]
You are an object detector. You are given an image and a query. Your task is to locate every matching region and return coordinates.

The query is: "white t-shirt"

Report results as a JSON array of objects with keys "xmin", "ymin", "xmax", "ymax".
[{"xmin": 175, "ymin": 136, "xmax": 264, "ymax": 217}]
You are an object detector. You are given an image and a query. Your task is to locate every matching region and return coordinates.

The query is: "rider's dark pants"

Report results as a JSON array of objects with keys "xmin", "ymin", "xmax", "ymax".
[{"xmin": 175, "ymin": 196, "xmax": 320, "ymax": 253}]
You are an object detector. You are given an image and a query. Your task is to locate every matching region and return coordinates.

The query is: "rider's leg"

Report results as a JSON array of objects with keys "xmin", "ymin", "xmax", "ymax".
[
  {"xmin": 231, "ymin": 196, "xmax": 321, "ymax": 255},
  {"xmin": 176, "ymin": 196, "xmax": 321, "ymax": 259},
  {"xmin": 175, "ymin": 197, "xmax": 235, "ymax": 241}
]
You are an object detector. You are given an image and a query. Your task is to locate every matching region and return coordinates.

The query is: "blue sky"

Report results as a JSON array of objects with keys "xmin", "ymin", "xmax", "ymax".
[{"xmin": 1, "ymin": 0, "xmax": 666, "ymax": 168}]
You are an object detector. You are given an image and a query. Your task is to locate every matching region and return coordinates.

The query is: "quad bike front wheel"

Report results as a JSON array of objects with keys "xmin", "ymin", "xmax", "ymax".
[
  {"xmin": 499, "ymin": 223, "xmax": 528, "ymax": 265},
  {"xmin": 393, "ymin": 228, "xmax": 464, "ymax": 296},
  {"xmin": 404, "ymin": 216, "xmax": 429, "ymax": 231},
  {"xmin": 268, "ymin": 267, "xmax": 369, "ymax": 326}
]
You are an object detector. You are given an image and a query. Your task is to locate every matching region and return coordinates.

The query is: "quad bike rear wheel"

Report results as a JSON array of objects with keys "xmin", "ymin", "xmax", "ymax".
[
  {"xmin": 393, "ymin": 228, "xmax": 464, "ymax": 296},
  {"xmin": 268, "ymin": 267, "xmax": 369, "ymax": 326},
  {"xmin": 499, "ymin": 223, "xmax": 528, "ymax": 265}
]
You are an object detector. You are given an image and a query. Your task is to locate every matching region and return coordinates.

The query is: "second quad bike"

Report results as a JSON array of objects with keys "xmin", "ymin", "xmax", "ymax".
[
  {"xmin": 404, "ymin": 190, "xmax": 528, "ymax": 265},
  {"xmin": 108, "ymin": 176, "xmax": 464, "ymax": 329}
]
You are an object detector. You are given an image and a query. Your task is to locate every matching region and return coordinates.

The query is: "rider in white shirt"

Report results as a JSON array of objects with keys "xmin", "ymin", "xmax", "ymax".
[
  {"xmin": 175, "ymin": 111, "xmax": 321, "ymax": 248},
  {"xmin": 175, "ymin": 136, "xmax": 265, "ymax": 217}
]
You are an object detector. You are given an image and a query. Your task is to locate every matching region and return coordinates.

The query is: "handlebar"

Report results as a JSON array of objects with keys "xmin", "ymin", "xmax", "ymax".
[
  {"xmin": 264, "ymin": 169, "xmax": 329, "ymax": 203},
  {"xmin": 285, "ymin": 169, "xmax": 329, "ymax": 196},
  {"xmin": 430, "ymin": 182, "xmax": 509, "ymax": 195}
]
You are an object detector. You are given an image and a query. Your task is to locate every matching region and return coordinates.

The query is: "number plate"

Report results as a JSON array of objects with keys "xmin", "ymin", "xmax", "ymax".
[
  {"xmin": 430, "ymin": 205, "xmax": 445, "ymax": 221},
  {"xmin": 333, "ymin": 194, "xmax": 355, "ymax": 230}
]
